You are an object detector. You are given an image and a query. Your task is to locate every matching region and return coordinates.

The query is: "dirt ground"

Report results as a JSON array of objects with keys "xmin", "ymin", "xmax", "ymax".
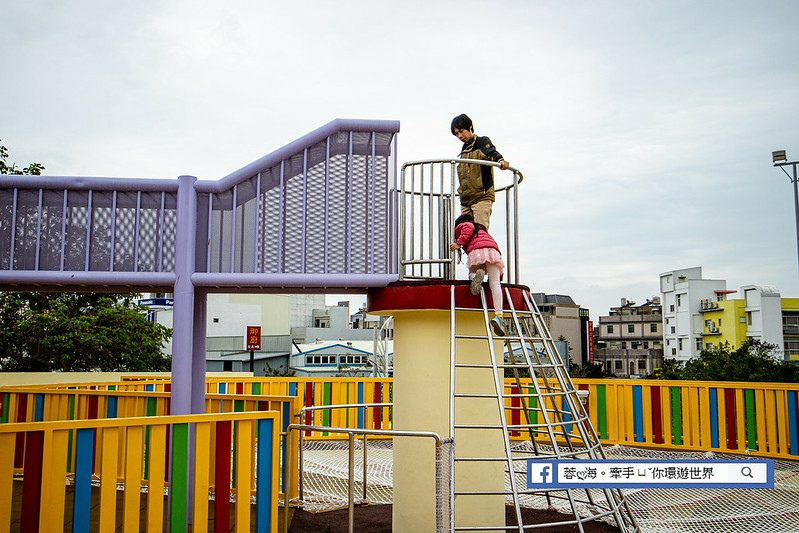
[{"xmin": 288, "ymin": 504, "xmax": 622, "ymax": 532}]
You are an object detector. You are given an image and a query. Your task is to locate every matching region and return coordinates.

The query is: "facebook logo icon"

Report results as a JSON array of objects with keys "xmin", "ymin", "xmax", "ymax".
[{"xmin": 528, "ymin": 462, "xmax": 555, "ymax": 487}]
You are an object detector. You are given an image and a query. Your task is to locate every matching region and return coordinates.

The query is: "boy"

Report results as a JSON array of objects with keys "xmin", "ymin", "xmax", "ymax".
[{"xmin": 451, "ymin": 113, "xmax": 510, "ymax": 230}]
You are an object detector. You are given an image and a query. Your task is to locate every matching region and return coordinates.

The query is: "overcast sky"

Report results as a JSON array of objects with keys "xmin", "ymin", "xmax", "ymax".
[{"xmin": 2, "ymin": 1, "xmax": 798, "ymax": 319}]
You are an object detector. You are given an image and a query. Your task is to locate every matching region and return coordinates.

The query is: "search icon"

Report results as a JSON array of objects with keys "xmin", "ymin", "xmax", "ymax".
[{"xmin": 741, "ymin": 466, "xmax": 754, "ymax": 478}]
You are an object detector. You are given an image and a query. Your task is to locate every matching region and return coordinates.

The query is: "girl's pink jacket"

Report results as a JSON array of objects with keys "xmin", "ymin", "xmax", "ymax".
[{"xmin": 454, "ymin": 222, "xmax": 501, "ymax": 254}]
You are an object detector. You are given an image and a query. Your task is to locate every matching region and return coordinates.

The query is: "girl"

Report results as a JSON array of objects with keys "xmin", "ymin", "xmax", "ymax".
[{"xmin": 449, "ymin": 213, "xmax": 506, "ymax": 336}]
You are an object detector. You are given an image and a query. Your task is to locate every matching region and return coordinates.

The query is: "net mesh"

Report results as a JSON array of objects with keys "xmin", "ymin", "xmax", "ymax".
[{"xmin": 295, "ymin": 439, "xmax": 799, "ymax": 532}]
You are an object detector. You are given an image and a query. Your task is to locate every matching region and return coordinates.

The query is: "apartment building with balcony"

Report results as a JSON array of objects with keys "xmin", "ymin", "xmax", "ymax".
[
  {"xmin": 700, "ymin": 288, "xmax": 799, "ymax": 361},
  {"xmin": 595, "ymin": 297, "xmax": 664, "ymax": 377}
]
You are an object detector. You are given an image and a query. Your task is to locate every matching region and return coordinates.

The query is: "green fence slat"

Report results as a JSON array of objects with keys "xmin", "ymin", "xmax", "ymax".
[
  {"xmin": 597, "ymin": 385, "xmax": 607, "ymax": 440},
  {"xmin": 745, "ymin": 389, "xmax": 757, "ymax": 451},
  {"xmin": 671, "ymin": 387, "xmax": 682, "ymax": 446}
]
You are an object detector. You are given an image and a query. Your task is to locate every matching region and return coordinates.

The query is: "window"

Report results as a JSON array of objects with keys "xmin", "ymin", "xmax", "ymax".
[
  {"xmin": 627, "ymin": 324, "xmax": 635, "ymax": 333},
  {"xmin": 650, "ymin": 324, "xmax": 658, "ymax": 333},
  {"xmin": 670, "ymin": 326, "xmax": 676, "ymax": 334},
  {"xmin": 718, "ymin": 318, "xmax": 722, "ymax": 327},
  {"xmin": 678, "ymin": 338, "xmax": 684, "ymax": 350},
  {"xmin": 223, "ymin": 361, "xmax": 232, "ymax": 371},
  {"xmin": 706, "ymin": 343, "xmax": 714, "ymax": 350},
  {"xmin": 670, "ymin": 305, "xmax": 675, "ymax": 312},
  {"xmin": 638, "ymin": 360, "xmax": 647, "ymax": 370},
  {"xmin": 696, "ymin": 338, "xmax": 702, "ymax": 351},
  {"xmin": 672, "ymin": 348, "xmax": 677, "ymax": 355},
  {"xmin": 644, "ymin": 341, "xmax": 649, "ymax": 349},
  {"xmin": 614, "ymin": 360, "xmax": 623, "ymax": 370},
  {"xmin": 621, "ymin": 342, "xmax": 627, "ymax": 349},
  {"xmin": 747, "ymin": 312, "xmax": 753, "ymax": 326},
  {"xmin": 676, "ymin": 294, "xmax": 683, "ymax": 308},
  {"xmin": 340, "ymin": 354, "xmax": 366, "ymax": 365},
  {"xmin": 607, "ymin": 325, "xmax": 614, "ymax": 334}
]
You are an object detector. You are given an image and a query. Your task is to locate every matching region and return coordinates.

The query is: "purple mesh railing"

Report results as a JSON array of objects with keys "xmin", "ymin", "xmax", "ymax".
[{"xmin": 0, "ymin": 118, "xmax": 400, "ymax": 415}]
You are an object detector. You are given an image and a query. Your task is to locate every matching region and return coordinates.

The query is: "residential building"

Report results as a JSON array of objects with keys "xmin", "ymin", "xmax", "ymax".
[
  {"xmin": 660, "ymin": 267, "xmax": 730, "ymax": 361},
  {"xmin": 532, "ymin": 293, "xmax": 583, "ymax": 366},
  {"xmin": 700, "ymin": 288, "xmax": 799, "ymax": 361},
  {"xmin": 661, "ymin": 267, "xmax": 799, "ymax": 362},
  {"xmin": 595, "ymin": 297, "xmax": 664, "ymax": 377}
]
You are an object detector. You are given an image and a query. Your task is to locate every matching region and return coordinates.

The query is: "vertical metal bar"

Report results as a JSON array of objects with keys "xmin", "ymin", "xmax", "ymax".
[
  {"xmin": 793, "ymin": 163, "xmax": 799, "ymax": 278},
  {"xmin": 134, "ymin": 191, "xmax": 141, "ymax": 272},
  {"xmin": 348, "ymin": 432, "xmax": 355, "ymax": 533},
  {"xmin": 391, "ymin": 134, "xmax": 398, "ymax": 274},
  {"xmin": 109, "ymin": 190, "xmax": 117, "ymax": 271},
  {"xmin": 324, "ymin": 137, "xmax": 330, "ymax": 274},
  {"xmin": 370, "ymin": 132, "xmax": 376, "ymax": 274},
  {"xmin": 506, "ymin": 182, "xmax": 512, "ymax": 283},
  {"xmin": 283, "ymin": 427, "xmax": 293, "ymax": 533},
  {"xmin": 409, "ymin": 165, "xmax": 415, "ymax": 277},
  {"xmin": 428, "ymin": 163, "xmax": 434, "ymax": 277},
  {"xmin": 206, "ymin": 193, "xmax": 213, "ymax": 273},
  {"xmin": 449, "ymin": 284, "xmax": 456, "ymax": 437},
  {"xmin": 514, "ymin": 171, "xmax": 520, "ymax": 284},
  {"xmin": 84, "ymin": 190, "xmax": 93, "ymax": 271},
  {"xmin": 347, "ymin": 132, "xmax": 353, "ymax": 274},
  {"xmin": 278, "ymin": 161, "xmax": 285, "ymax": 273},
  {"xmin": 302, "ymin": 148, "xmax": 308, "ymax": 273},
  {"xmin": 398, "ymin": 165, "xmax": 406, "ymax": 280},
  {"xmin": 9, "ymin": 188, "xmax": 16, "ymax": 269},
  {"xmin": 158, "ymin": 192, "xmax": 165, "ymax": 272},
  {"xmin": 60, "ymin": 190, "xmax": 67, "ymax": 271},
  {"xmin": 362, "ymin": 434, "xmax": 368, "ymax": 501},
  {"xmin": 230, "ymin": 184, "xmax": 237, "ymax": 273},
  {"xmin": 34, "ymin": 189, "xmax": 42, "ymax": 271},
  {"xmin": 255, "ymin": 172, "xmax": 261, "ymax": 273},
  {"xmin": 419, "ymin": 164, "xmax": 425, "ymax": 276},
  {"xmin": 450, "ymin": 162, "xmax": 457, "ymax": 280},
  {"xmin": 439, "ymin": 162, "xmax": 445, "ymax": 278}
]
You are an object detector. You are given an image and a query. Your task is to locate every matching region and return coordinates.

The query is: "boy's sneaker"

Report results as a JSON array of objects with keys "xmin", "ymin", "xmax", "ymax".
[
  {"xmin": 490, "ymin": 315, "xmax": 506, "ymax": 337},
  {"xmin": 470, "ymin": 269, "xmax": 485, "ymax": 295}
]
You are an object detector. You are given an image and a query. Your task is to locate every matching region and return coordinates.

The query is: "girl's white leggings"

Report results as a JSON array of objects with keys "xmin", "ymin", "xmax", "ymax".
[{"xmin": 470, "ymin": 262, "xmax": 504, "ymax": 314}]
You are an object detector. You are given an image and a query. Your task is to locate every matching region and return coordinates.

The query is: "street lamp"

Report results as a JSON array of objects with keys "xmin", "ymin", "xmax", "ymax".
[{"xmin": 773, "ymin": 150, "xmax": 799, "ymax": 277}]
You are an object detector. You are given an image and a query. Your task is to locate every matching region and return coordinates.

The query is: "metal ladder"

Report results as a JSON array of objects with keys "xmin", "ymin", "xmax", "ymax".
[{"xmin": 449, "ymin": 283, "xmax": 640, "ymax": 532}]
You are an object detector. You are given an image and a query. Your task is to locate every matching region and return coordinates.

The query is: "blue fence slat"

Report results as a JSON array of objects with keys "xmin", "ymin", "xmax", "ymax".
[
  {"xmin": 73, "ymin": 428, "xmax": 94, "ymax": 531},
  {"xmin": 709, "ymin": 388, "xmax": 719, "ymax": 448},
  {"xmin": 255, "ymin": 418, "xmax": 274, "ymax": 532},
  {"xmin": 633, "ymin": 386, "xmax": 643, "ymax": 443}
]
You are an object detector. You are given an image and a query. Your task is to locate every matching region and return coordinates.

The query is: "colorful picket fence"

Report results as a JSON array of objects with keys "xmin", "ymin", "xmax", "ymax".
[
  {"xmin": 0, "ymin": 386, "xmax": 300, "ymax": 503},
  {"xmin": 5, "ymin": 377, "xmax": 799, "ymax": 459},
  {"xmin": 0, "ymin": 410, "xmax": 281, "ymax": 533}
]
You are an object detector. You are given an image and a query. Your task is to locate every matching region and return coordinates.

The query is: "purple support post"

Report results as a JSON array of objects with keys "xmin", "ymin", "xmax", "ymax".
[
  {"xmin": 192, "ymin": 288, "xmax": 208, "ymax": 414},
  {"xmin": 171, "ymin": 175, "xmax": 198, "ymax": 416}
]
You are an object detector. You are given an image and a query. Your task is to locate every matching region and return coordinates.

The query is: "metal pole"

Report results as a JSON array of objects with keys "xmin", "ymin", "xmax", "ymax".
[
  {"xmin": 793, "ymin": 163, "xmax": 799, "ymax": 278},
  {"xmin": 348, "ymin": 432, "xmax": 355, "ymax": 533}
]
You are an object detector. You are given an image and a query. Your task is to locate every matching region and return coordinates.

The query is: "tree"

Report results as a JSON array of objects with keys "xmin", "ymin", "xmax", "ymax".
[
  {"xmin": 0, "ymin": 141, "xmax": 172, "ymax": 372},
  {"xmin": 0, "ymin": 292, "xmax": 172, "ymax": 372},
  {"xmin": 649, "ymin": 339, "xmax": 799, "ymax": 383},
  {"xmin": 569, "ymin": 362, "xmax": 612, "ymax": 378},
  {"xmin": 0, "ymin": 140, "xmax": 44, "ymax": 175}
]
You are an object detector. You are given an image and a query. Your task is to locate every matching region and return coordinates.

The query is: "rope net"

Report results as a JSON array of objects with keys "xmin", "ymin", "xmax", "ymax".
[{"xmin": 294, "ymin": 439, "xmax": 799, "ymax": 532}]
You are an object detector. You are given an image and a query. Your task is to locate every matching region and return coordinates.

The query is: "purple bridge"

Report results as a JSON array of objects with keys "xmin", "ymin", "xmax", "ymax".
[{"xmin": 0, "ymin": 119, "xmax": 401, "ymax": 414}]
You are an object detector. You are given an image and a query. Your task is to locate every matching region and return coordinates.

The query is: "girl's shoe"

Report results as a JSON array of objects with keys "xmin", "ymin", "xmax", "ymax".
[
  {"xmin": 490, "ymin": 315, "xmax": 506, "ymax": 337},
  {"xmin": 470, "ymin": 269, "xmax": 485, "ymax": 295}
]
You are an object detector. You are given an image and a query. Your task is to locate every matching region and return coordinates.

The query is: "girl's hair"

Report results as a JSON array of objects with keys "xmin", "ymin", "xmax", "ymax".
[{"xmin": 454, "ymin": 213, "xmax": 486, "ymax": 232}]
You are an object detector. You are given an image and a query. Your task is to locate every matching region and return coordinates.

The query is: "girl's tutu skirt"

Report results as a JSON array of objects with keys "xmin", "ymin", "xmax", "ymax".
[{"xmin": 467, "ymin": 248, "xmax": 505, "ymax": 271}]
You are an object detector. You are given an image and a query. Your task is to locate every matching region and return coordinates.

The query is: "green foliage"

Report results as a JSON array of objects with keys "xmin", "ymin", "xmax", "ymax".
[
  {"xmin": 0, "ymin": 141, "xmax": 170, "ymax": 372},
  {"xmin": 650, "ymin": 339, "xmax": 799, "ymax": 383},
  {"xmin": 263, "ymin": 362, "xmax": 295, "ymax": 377},
  {"xmin": 0, "ymin": 292, "xmax": 172, "ymax": 372},
  {"xmin": 569, "ymin": 362, "xmax": 612, "ymax": 378},
  {"xmin": 0, "ymin": 140, "xmax": 44, "ymax": 175}
]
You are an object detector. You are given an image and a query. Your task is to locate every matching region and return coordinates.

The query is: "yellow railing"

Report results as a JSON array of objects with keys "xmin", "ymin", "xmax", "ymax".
[
  {"xmin": 4, "ymin": 377, "xmax": 798, "ymax": 460},
  {"xmin": 0, "ymin": 410, "xmax": 283, "ymax": 533}
]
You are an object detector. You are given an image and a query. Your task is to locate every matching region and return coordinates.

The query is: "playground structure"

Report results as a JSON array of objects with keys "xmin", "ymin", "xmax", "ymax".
[{"xmin": 1, "ymin": 119, "xmax": 798, "ymax": 531}]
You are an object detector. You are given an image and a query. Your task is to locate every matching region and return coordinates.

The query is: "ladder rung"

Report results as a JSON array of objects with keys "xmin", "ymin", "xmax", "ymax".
[
  {"xmin": 454, "ymin": 424, "xmax": 504, "ymax": 429},
  {"xmin": 454, "ymin": 457, "xmax": 510, "ymax": 462}
]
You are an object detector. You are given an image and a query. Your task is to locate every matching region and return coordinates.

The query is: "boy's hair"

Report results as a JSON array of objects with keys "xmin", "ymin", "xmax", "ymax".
[{"xmin": 451, "ymin": 113, "xmax": 473, "ymax": 135}]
